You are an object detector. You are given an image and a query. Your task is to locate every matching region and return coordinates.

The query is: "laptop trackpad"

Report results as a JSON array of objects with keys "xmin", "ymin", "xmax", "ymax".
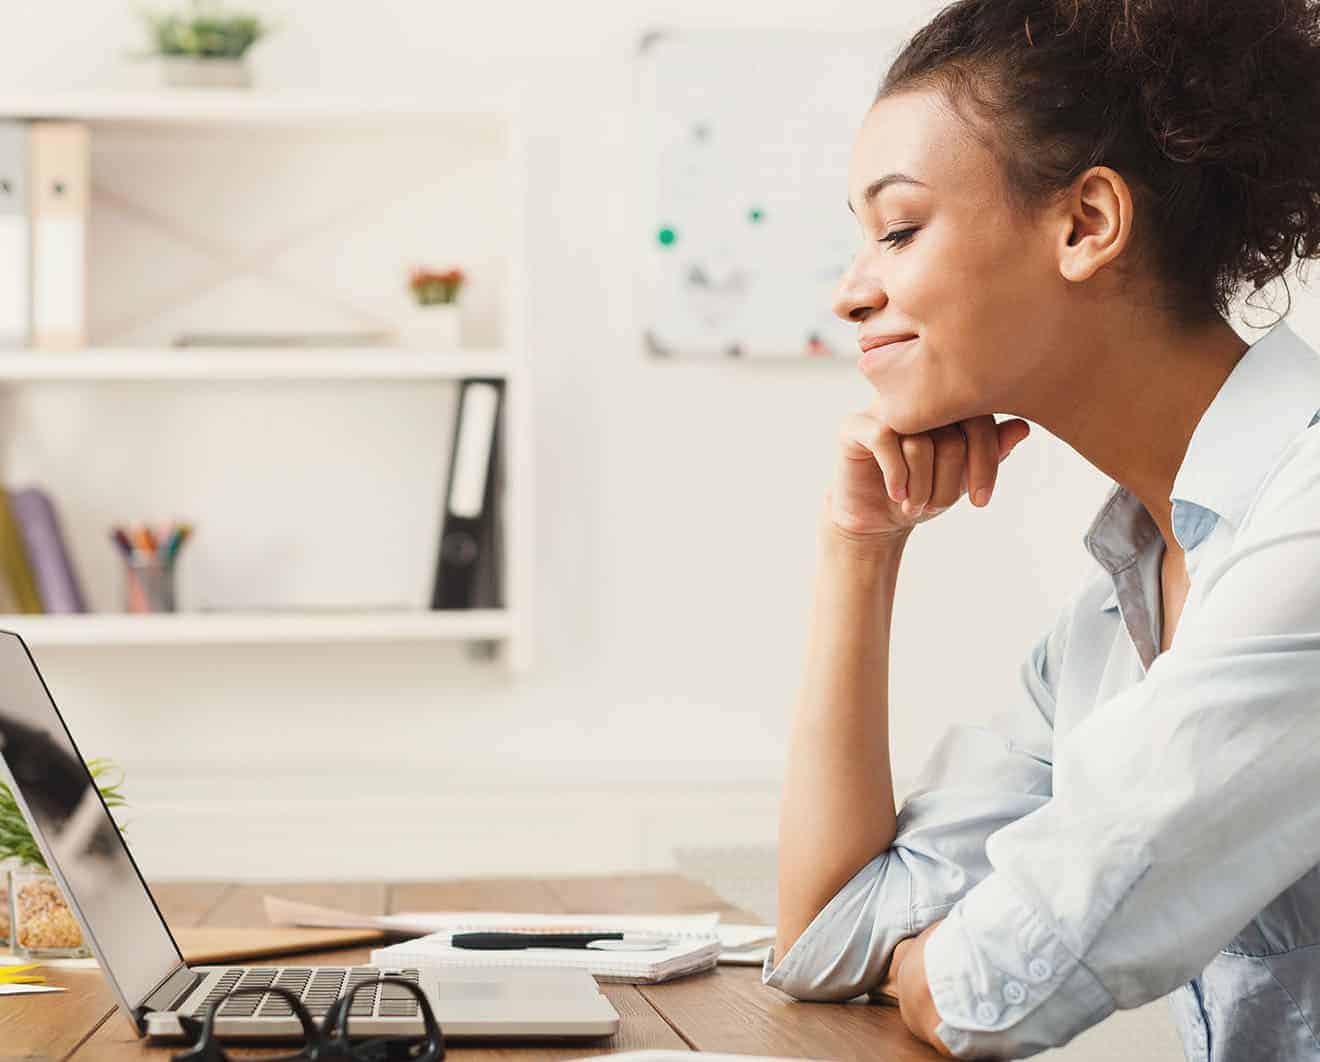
[
  {"xmin": 439, "ymin": 980, "xmax": 514, "ymax": 1001},
  {"xmin": 407, "ymin": 966, "xmax": 606, "ymax": 1002}
]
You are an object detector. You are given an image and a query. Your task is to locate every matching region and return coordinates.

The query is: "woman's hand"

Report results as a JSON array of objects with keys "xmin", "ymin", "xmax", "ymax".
[
  {"xmin": 890, "ymin": 919, "xmax": 957, "ymax": 1058},
  {"xmin": 828, "ymin": 405, "xmax": 1031, "ymax": 543}
]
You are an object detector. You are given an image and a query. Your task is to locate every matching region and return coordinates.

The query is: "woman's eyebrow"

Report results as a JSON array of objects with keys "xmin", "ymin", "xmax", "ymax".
[{"xmin": 846, "ymin": 172, "xmax": 929, "ymax": 215}]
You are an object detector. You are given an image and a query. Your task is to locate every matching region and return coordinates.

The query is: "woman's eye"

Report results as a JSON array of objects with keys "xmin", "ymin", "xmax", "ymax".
[{"xmin": 879, "ymin": 227, "xmax": 918, "ymax": 248}]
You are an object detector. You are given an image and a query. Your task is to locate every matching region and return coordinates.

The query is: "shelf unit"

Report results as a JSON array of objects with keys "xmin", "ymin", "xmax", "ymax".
[
  {"xmin": 0, "ymin": 347, "xmax": 521, "ymax": 382},
  {"xmin": 0, "ymin": 609, "xmax": 513, "ymax": 647},
  {"xmin": 0, "ymin": 93, "xmax": 516, "ymax": 125},
  {"xmin": 0, "ymin": 93, "xmax": 533, "ymax": 668}
]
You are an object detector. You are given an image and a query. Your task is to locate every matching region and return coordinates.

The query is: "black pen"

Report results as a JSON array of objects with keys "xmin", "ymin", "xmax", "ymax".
[{"xmin": 449, "ymin": 931, "xmax": 671, "ymax": 950}]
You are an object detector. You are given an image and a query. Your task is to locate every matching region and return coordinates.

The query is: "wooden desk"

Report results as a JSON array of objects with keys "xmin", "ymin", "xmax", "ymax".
[{"xmin": 2, "ymin": 874, "xmax": 941, "ymax": 1061}]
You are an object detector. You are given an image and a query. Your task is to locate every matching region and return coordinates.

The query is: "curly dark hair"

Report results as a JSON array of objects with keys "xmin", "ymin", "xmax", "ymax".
[{"xmin": 879, "ymin": 0, "xmax": 1320, "ymax": 323}]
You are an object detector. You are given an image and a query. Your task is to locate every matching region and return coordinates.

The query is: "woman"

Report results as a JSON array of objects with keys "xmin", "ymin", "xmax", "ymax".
[{"xmin": 767, "ymin": 1, "xmax": 1320, "ymax": 1059}]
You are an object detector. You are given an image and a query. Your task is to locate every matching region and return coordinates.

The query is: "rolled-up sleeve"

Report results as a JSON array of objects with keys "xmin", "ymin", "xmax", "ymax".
[
  {"xmin": 922, "ymin": 443, "xmax": 1320, "ymax": 1058},
  {"xmin": 762, "ymin": 604, "xmax": 1063, "ymax": 1001}
]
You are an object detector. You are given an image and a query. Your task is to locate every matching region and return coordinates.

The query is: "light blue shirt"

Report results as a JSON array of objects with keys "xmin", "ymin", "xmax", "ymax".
[{"xmin": 763, "ymin": 319, "xmax": 1320, "ymax": 1060}]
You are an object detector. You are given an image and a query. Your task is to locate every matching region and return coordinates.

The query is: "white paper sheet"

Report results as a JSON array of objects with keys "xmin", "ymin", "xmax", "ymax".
[{"xmin": 0, "ymin": 983, "xmax": 65, "ymax": 996}]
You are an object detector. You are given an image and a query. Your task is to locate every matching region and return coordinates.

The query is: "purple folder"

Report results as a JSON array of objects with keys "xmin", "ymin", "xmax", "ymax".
[{"xmin": 8, "ymin": 486, "xmax": 88, "ymax": 613}]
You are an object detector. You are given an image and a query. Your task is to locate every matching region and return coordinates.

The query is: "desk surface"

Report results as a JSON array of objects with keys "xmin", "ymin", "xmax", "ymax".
[{"xmin": 3, "ymin": 874, "xmax": 941, "ymax": 1061}]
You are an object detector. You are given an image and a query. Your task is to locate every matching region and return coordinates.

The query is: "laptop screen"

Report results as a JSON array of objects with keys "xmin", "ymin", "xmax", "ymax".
[{"xmin": 0, "ymin": 631, "xmax": 182, "ymax": 1008}]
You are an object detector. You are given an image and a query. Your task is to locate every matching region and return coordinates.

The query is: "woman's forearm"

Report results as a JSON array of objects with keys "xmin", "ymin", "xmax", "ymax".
[{"xmin": 775, "ymin": 508, "xmax": 909, "ymax": 962}]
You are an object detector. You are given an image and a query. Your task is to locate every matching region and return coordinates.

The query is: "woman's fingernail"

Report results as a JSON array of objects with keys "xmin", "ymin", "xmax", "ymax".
[
  {"xmin": 974, "ymin": 487, "xmax": 991, "ymax": 506},
  {"xmin": 895, "ymin": 485, "xmax": 908, "ymax": 501}
]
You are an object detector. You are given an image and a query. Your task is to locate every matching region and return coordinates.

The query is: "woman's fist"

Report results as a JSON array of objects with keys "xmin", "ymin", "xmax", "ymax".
[{"xmin": 828, "ymin": 405, "xmax": 1030, "ymax": 542}]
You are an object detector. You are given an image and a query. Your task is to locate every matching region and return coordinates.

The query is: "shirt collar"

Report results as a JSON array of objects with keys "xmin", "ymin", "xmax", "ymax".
[{"xmin": 1086, "ymin": 319, "xmax": 1320, "ymax": 611}]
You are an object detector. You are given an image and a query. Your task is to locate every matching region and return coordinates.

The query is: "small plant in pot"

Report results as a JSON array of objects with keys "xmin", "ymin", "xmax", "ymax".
[
  {"xmin": 0, "ymin": 759, "xmax": 128, "ymax": 958},
  {"xmin": 403, "ymin": 266, "xmax": 466, "ymax": 350},
  {"xmin": 138, "ymin": 0, "xmax": 271, "ymax": 88}
]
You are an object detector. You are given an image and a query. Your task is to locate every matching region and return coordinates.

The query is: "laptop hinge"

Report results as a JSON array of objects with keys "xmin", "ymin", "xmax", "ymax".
[{"xmin": 134, "ymin": 964, "xmax": 203, "ymax": 1031}]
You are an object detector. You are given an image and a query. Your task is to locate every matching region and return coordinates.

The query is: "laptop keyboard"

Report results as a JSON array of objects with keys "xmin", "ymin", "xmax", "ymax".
[{"xmin": 204, "ymin": 966, "xmax": 421, "ymax": 1020}]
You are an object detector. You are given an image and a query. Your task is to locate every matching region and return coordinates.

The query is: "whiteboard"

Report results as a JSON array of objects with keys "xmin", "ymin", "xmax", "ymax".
[{"xmin": 637, "ymin": 29, "xmax": 895, "ymax": 360}]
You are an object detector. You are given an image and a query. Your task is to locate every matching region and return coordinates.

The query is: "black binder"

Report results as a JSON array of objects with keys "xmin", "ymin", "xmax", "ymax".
[{"xmin": 431, "ymin": 378, "xmax": 504, "ymax": 609}]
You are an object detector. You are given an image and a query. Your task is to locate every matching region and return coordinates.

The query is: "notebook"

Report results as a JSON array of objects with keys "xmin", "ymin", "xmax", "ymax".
[{"xmin": 370, "ymin": 929, "xmax": 722, "ymax": 984}]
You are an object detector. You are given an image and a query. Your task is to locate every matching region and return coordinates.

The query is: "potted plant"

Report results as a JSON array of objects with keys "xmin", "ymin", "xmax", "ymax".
[
  {"xmin": 403, "ymin": 266, "xmax": 465, "ymax": 350},
  {"xmin": 138, "ymin": 0, "xmax": 270, "ymax": 89},
  {"xmin": 0, "ymin": 759, "xmax": 128, "ymax": 958}
]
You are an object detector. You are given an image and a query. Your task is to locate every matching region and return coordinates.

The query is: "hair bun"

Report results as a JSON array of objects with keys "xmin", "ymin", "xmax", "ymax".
[
  {"xmin": 1089, "ymin": 0, "xmax": 1320, "ymax": 313},
  {"xmin": 1093, "ymin": 1, "xmax": 1305, "ymax": 164}
]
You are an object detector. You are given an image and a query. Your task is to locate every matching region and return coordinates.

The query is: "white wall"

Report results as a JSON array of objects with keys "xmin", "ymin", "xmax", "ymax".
[{"xmin": 1, "ymin": 0, "xmax": 1316, "ymax": 884}]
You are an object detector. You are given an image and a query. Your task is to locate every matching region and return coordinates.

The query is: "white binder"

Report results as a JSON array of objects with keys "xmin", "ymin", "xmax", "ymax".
[
  {"xmin": 30, "ymin": 122, "xmax": 88, "ymax": 351},
  {"xmin": 0, "ymin": 122, "xmax": 30, "ymax": 348}
]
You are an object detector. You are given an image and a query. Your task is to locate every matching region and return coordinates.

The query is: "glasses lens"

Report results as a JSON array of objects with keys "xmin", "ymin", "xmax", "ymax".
[
  {"xmin": 239, "ymin": 978, "xmax": 321, "ymax": 1059},
  {"xmin": 180, "ymin": 984, "xmax": 315, "ymax": 1062},
  {"xmin": 337, "ymin": 973, "xmax": 440, "ymax": 1061}
]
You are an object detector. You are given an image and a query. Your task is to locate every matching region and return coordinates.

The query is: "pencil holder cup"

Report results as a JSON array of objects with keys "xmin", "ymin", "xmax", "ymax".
[{"xmin": 124, "ymin": 555, "xmax": 177, "ymax": 613}]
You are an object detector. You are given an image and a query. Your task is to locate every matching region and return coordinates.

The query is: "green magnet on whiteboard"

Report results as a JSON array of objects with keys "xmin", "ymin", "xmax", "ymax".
[
  {"xmin": 748, "ymin": 207, "xmax": 765, "ymax": 223},
  {"xmin": 657, "ymin": 227, "xmax": 677, "ymax": 246}
]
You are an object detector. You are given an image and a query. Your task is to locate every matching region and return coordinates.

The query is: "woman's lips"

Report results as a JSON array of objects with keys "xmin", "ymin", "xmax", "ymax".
[{"xmin": 858, "ymin": 336, "xmax": 918, "ymax": 373}]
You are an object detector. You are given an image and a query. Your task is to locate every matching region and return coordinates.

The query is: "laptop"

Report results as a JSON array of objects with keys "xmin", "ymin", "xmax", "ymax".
[{"xmin": 0, "ymin": 629, "xmax": 620, "ymax": 1041}]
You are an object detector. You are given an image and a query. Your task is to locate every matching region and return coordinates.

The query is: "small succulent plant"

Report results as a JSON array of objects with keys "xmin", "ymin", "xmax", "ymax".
[{"xmin": 141, "ymin": 1, "xmax": 268, "ymax": 60}]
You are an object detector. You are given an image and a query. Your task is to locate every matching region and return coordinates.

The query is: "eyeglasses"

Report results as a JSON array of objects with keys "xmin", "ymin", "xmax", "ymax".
[{"xmin": 171, "ymin": 977, "xmax": 445, "ymax": 1062}]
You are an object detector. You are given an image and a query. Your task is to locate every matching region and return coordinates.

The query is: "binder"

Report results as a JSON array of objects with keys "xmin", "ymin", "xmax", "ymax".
[
  {"xmin": 0, "ymin": 122, "xmax": 30, "ymax": 348},
  {"xmin": 473, "ymin": 403, "xmax": 505, "ymax": 608},
  {"xmin": 431, "ymin": 378, "xmax": 504, "ymax": 609},
  {"xmin": 0, "ymin": 563, "xmax": 18, "ymax": 613},
  {"xmin": 8, "ymin": 486, "xmax": 87, "ymax": 613},
  {"xmin": 0, "ymin": 487, "xmax": 45, "ymax": 613},
  {"xmin": 30, "ymin": 122, "xmax": 89, "ymax": 351}
]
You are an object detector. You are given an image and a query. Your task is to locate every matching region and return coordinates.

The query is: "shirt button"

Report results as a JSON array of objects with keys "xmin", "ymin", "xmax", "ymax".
[
  {"xmin": 1003, "ymin": 980, "xmax": 1026, "ymax": 1005},
  {"xmin": 1027, "ymin": 958, "xmax": 1053, "ymax": 981},
  {"xmin": 976, "ymin": 1000, "xmax": 1000, "ymax": 1024}
]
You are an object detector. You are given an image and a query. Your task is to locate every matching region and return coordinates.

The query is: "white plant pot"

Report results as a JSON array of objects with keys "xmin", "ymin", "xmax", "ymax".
[
  {"xmin": 159, "ymin": 56, "xmax": 252, "ymax": 89},
  {"xmin": 401, "ymin": 303, "xmax": 461, "ymax": 351}
]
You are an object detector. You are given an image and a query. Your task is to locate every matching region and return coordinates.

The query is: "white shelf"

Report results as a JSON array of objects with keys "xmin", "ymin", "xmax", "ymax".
[
  {"xmin": 0, "ymin": 89, "xmax": 535, "ymax": 669},
  {"xmin": 0, "ymin": 610, "xmax": 513, "ymax": 646},
  {"xmin": 0, "ymin": 348, "xmax": 518, "ymax": 381},
  {"xmin": 0, "ymin": 92, "xmax": 515, "ymax": 125}
]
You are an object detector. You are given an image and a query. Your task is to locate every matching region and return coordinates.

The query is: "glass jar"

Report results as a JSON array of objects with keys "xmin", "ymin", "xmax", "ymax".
[
  {"xmin": 9, "ymin": 865, "xmax": 90, "ymax": 958},
  {"xmin": 0, "ymin": 862, "xmax": 10, "ymax": 949}
]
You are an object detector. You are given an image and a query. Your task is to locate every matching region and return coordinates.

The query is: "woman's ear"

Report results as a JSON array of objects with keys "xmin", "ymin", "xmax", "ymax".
[{"xmin": 1057, "ymin": 165, "xmax": 1133, "ymax": 283}]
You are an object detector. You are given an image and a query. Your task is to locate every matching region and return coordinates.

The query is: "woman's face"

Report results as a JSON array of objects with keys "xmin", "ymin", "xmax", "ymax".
[{"xmin": 835, "ymin": 88, "xmax": 1069, "ymax": 436}]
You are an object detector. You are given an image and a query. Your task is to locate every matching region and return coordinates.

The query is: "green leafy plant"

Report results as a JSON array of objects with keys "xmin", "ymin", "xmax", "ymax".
[
  {"xmin": 140, "ymin": 1, "xmax": 269, "ymax": 60},
  {"xmin": 0, "ymin": 759, "xmax": 128, "ymax": 871}
]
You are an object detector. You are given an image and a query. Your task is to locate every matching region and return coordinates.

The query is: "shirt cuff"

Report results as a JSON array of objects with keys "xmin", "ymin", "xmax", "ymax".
[
  {"xmin": 922, "ymin": 872, "xmax": 1115, "ymax": 1058},
  {"xmin": 761, "ymin": 852, "xmax": 904, "ymax": 1002}
]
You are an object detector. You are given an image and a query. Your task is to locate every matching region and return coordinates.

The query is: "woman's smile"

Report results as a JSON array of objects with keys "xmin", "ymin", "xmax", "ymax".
[{"xmin": 858, "ymin": 335, "xmax": 919, "ymax": 377}]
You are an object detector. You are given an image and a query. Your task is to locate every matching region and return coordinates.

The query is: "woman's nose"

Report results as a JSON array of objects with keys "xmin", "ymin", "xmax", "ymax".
[{"xmin": 832, "ymin": 255, "xmax": 885, "ymax": 322}]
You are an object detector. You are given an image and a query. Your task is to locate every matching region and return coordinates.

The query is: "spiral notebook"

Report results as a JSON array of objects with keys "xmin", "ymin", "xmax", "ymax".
[{"xmin": 368, "ymin": 914, "xmax": 724, "ymax": 984}]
